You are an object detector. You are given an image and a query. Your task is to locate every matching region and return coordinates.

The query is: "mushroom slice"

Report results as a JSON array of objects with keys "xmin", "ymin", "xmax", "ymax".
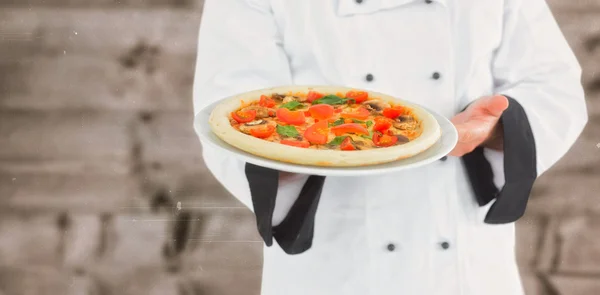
[
  {"xmin": 271, "ymin": 93, "xmax": 286, "ymax": 101},
  {"xmin": 363, "ymin": 100, "xmax": 391, "ymax": 113},
  {"xmin": 393, "ymin": 121, "xmax": 417, "ymax": 130},
  {"xmin": 352, "ymin": 140, "xmax": 372, "ymax": 150},
  {"xmin": 393, "ymin": 116, "xmax": 417, "ymax": 130},
  {"xmin": 398, "ymin": 115, "xmax": 414, "ymax": 122},
  {"xmin": 395, "ymin": 134, "xmax": 410, "ymax": 144},
  {"xmin": 244, "ymin": 119, "xmax": 267, "ymax": 126},
  {"xmin": 238, "ymin": 120, "xmax": 268, "ymax": 134}
]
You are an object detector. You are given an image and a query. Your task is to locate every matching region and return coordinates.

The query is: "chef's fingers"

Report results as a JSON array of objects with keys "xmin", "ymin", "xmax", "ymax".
[
  {"xmin": 450, "ymin": 121, "xmax": 491, "ymax": 156},
  {"xmin": 478, "ymin": 95, "xmax": 509, "ymax": 118},
  {"xmin": 454, "ymin": 121, "xmax": 485, "ymax": 144}
]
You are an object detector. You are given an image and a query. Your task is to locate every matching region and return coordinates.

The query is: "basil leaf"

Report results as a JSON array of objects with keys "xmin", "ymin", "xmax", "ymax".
[
  {"xmin": 329, "ymin": 118, "xmax": 345, "ymax": 127},
  {"xmin": 328, "ymin": 136, "xmax": 348, "ymax": 146},
  {"xmin": 366, "ymin": 120, "xmax": 374, "ymax": 128},
  {"xmin": 352, "ymin": 119, "xmax": 365, "ymax": 124},
  {"xmin": 312, "ymin": 95, "xmax": 347, "ymax": 105},
  {"xmin": 276, "ymin": 125, "xmax": 299, "ymax": 137},
  {"xmin": 279, "ymin": 101, "xmax": 302, "ymax": 110}
]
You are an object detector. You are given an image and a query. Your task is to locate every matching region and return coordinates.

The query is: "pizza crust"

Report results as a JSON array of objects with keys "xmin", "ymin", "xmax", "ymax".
[{"xmin": 209, "ymin": 85, "xmax": 441, "ymax": 167}]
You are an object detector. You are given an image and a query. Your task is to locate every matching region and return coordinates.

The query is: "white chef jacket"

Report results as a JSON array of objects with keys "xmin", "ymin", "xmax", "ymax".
[{"xmin": 192, "ymin": 0, "xmax": 589, "ymax": 294}]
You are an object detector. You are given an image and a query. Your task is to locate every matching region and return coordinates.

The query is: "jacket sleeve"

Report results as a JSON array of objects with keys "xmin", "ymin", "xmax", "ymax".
[
  {"xmin": 192, "ymin": 0, "xmax": 324, "ymax": 253},
  {"xmin": 462, "ymin": 0, "xmax": 588, "ymax": 223}
]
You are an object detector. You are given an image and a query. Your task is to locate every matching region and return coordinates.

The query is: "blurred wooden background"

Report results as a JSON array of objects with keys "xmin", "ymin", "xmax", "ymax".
[{"xmin": 0, "ymin": 0, "xmax": 598, "ymax": 294}]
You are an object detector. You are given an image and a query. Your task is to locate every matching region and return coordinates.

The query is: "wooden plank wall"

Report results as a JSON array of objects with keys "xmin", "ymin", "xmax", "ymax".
[{"xmin": 0, "ymin": 1, "xmax": 599, "ymax": 294}]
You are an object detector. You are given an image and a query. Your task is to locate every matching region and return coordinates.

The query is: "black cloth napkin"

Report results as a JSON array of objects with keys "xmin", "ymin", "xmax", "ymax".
[
  {"xmin": 461, "ymin": 95, "xmax": 537, "ymax": 223},
  {"xmin": 245, "ymin": 163, "xmax": 326, "ymax": 255}
]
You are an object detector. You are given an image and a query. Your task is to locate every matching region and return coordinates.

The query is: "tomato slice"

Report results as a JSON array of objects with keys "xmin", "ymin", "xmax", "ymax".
[
  {"xmin": 334, "ymin": 108, "xmax": 343, "ymax": 113},
  {"xmin": 277, "ymin": 108, "xmax": 306, "ymax": 125},
  {"xmin": 331, "ymin": 123, "xmax": 369, "ymax": 136},
  {"xmin": 345, "ymin": 91, "xmax": 369, "ymax": 103},
  {"xmin": 382, "ymin": 106, "xmax": 404, "ymax": 119},
  {"xmin": 340, "ymin": 137, "xmax": 356, "ymax": 151},
  {"xmin": 373, "ymin": 131, "xmax": 398, "ymax": 147},
  {"xmin": 306, "ymin": 91, "xmax": 325, "ymax": 103},
  {"xmin": 280, "ymin": 139, "xmax": 310, "ymax": 148},
  {"xmin": 373, "ymin": 117, "xmax": 392, "ymax": 132},
  {"xmin": 249, "ymin": 125, "xmax": 275, "ymax": 139},
  {"xmin": 304, "ymin": 120, "xmax": 330, "ymax": 145},
  {"xmin": 341, "ymin": 106, "xmax": 370, "ymax": 120},
  {"xmin": 308, "ymin": 104, "xmax": 334, "ymax": 120},
  {"xmin": 231, "ymin": 109, "xmax": 257, "ymax": 123},
  {"xmin": 259, "ymin": 95, "xmax": 276, "ymax": 108}
]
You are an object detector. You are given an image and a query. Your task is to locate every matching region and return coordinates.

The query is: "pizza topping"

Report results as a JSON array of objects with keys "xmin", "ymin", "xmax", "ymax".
[
  {"xmin": 231, "ymin": 109, "xmax": 257, "ymax": 123},
  {"xmin": 304, "ymin": 120, "xmax": 330, "ymax": 145},
  {"xmin": 259, "ymin": 95, "xmax": 276, "ymax": 108},
  {"xmin": 395, "ymin": 134, "xmax": 410, "ymax": 144},
  {"xmin": 249, "ymin": 124, "xmax": 275, "ymax": 139},
  {"xmin": 329, "ymin": 118, "xmax": 345, "ymax": 127},
  {"xmin": 372, "ymin": 131, "xmax": 398, "ymax": 147},
  {"xmin": 363, "ymin": 100, "xmax": 391, "ymax": 113},
  {"xmin": 308, "ymin": 104, "xmax": 335, "ymax": 120},
  {"xmin": 399, "ymin": 115, "xmax": 414, "ymax": 122},
  {"xmin": 327, "ymin": 136, "xmax": 348, "ymax": 146},
  {"xmin": 306, "ymin": 91, "xmax": 325, "ymax": 103},
  {"xmin": 271, "ymin": 93, "xmax": 286, "ymax": 101},
  {"xmin": 345, "ymin": 91, "xmax": 369, "ymax": 104},
  {"xmin": 382, "ymin": 106, "xmax": 405, "ymax": 119},
  {"xmin": 340, "ymin": 137, "xmax": 356, "ymax": 151},
  {"xmin": 340, "ymin": 107, "xmax": 370, "ymax": 120},
  {"xmin": 373, "ymin": 118, "xmax": 392, "ymax": 132},
  {"xmin": 245, "ymin": 119, "xmax": 267, "ymax": 126},
  {"xmin": 276, "ymin": 108, "xmax": 306, "ymax": 125},
  {"xmin": 393, "ymin": 116, "xmax": 417, "ymax": 130},
  {"xmin": 331, "ymin": 123, "xmax": 369, "ymax": 136},
  {"xmin": 280, "ymin": 139, "xmax": 310, "ymax": 148},
  {"xmin": 276, "ymin": 125, "xmax": 300, "ymax": 138},
  {"xmin": 241, "ymin": 105, "xmax": 272, "ymax": 118},
  {"xmin": 352, "ymin": 139, "xmax": 371, "ymax": 150},
  {"xmin": 312, "ymin": 95, "xmax": 347, "ymax": 105},
  {"xmin": 282, "ymin": 95, "xmax": 307, "ymax": 104},
  {"xmin": 280, "ymin": 100, "xmax": 303, "ymax": 111}
]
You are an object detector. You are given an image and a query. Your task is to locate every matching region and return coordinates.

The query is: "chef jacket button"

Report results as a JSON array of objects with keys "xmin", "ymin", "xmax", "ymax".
[
  {"xmin": 365, "ymin": 73, "xmax": 374, "ymax": 82},
  {"xmin": 386, "ymin": 243, "xmax": 396, "ymax": 252},
  {"xmin": 440, "ymin": 156, "xmax": 447, "ymax": 162},
  {"xmin": 425, "ymin": 0, "xmax": 433, "ymax": 3},
  {"xmin": 432, "ymin": 72, "xmax": 441, "ymax": 80},
  {"xmin": 440, "ymin": 241, "xmax": 450, "ymax": 250},
  {"xmin": 356, "ymin": 0, "xmax": 363, "ymax": 3}
]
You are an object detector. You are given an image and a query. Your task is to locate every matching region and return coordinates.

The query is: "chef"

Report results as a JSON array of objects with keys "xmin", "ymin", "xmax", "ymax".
[{"xmin": 192, "ymin": 0, "xmax": 588, "ymax": 294}]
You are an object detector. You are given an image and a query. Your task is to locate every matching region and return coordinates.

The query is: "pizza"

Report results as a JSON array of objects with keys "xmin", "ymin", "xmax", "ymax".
[{"xmin": 209, "ymin": 86, "xmax": 441, "ymax": 167}]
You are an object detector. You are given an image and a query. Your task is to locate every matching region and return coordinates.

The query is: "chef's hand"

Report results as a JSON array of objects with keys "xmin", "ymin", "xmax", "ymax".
[
  {"xmin": 279, "ymin": 171, "xmax": 298, "ymax": 181},
  {"xmin": 449, "ymin": 95, "xmax": 509, "ymax": 157}
]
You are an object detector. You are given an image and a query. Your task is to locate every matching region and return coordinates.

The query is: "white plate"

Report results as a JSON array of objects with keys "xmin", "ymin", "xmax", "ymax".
[{"xmin": 195, "ymin": 100, "xmax": 458, "ymax": 177}]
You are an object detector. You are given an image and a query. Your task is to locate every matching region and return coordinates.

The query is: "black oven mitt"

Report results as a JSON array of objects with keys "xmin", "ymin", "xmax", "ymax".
[
  {"xmin": 245, "ymin": 163, "xmax": 326, "ymax": 255},
  {"xmin": 461, "ymin": 95, "xmax": 537, "ymax": 224}
]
